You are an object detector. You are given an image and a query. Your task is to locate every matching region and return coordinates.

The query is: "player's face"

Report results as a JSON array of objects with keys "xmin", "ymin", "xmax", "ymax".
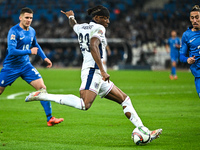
[
  {"xmin": 190, "ymin": 11, "xmax": 200, "ymax": 31},
  {"xmin": 97, "ymin": 16, "xmax": 110, "ymax": 28},
  {"xmin": 19, "ymin": 12, "xmax": 33, "ymax": 30},
  {"xmin": 171, "ymin": 31, "xmax": 176, "ymax": 38}
]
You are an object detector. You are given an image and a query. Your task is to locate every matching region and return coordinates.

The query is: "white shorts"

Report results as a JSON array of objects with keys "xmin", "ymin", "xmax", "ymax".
[{"xmin": 79, "ymin": 68, "xmax": 114, "ymax": 98}]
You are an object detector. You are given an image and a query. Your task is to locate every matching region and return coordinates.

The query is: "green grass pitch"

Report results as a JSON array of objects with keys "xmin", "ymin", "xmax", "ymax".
[{"xmin": 0, "ymin": 69, "xmax": 200, "ymax": 150}]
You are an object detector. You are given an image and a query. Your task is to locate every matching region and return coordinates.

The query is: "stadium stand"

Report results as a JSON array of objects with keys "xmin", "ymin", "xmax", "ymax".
[{"xmin": 0, "ymin": 0, "xmax": 199, "ymax": 69}]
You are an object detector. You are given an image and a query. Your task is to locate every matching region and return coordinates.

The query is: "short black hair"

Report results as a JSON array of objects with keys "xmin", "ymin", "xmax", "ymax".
[
  {"xmin": 191, "ymin": 5, "xmax": 200, "ymax": 12},
  {"xmin": 20, "ymin": 7, "xmax": 33, "ymax": 15}
]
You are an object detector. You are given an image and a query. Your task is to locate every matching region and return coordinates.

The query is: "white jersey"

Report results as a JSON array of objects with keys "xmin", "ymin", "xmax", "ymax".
[{"xmin": 73, "ymin": 21, "xmax": 107, "ymax": 70}]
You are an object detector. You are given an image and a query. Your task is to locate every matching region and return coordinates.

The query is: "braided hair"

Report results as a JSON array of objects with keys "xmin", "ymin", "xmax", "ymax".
[{"xmin": 87, "ymin": 5, "xmax": 110, "ymax": 18}]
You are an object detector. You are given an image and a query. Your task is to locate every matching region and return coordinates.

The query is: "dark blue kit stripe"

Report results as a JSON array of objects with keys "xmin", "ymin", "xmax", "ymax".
[{"xmin": 85, "ymin": 68, "xmax": 95, "ymax": 90}]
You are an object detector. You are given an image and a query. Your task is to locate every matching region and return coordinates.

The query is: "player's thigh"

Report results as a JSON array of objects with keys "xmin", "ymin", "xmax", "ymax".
[
  {"xmin": 195, "ymin": 77, "xmax": 200, "ymax": 97},
  {"xmin": 105, "ymin": 85, "xmax": 127, "ymax": 104},
  {"xmin": 0, "ymin": 86, "xmax": 5, "ymax": 95},
  {"xmin": 80, "ymin": 89, "xmax": 97, "ymax": 109},
  {"xmin": 21, "ymin": 63, "xmax": 45, "ymax": 90},
  {"xmin": 0, "ymin": 67, "xmax": 20, "ymax": 87},
  {"xmin": 30, "ymin": 78, "xmax": 46, "ymax": 90}
]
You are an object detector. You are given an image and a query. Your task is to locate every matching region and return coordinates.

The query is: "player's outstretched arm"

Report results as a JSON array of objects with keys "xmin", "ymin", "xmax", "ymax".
[{"xmin": 61, "ymin": 10, "xmax": 77, "ymax": 27}]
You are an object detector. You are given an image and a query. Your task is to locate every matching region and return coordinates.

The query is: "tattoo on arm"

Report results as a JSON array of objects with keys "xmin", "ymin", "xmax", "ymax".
[{"xmin": 69, "ymin": 18, "xmax": 77, "ymax": 27}]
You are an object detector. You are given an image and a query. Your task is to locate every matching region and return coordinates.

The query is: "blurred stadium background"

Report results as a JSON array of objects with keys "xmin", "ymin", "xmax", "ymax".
[{"xmin": 0, "ymin": 0, "xmax": 199, "ymax": 70}]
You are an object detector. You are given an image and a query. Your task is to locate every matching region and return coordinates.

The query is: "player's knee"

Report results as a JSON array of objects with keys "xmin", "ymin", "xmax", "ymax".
[
  {"xmin": 0, "ymin": 88, "xmax": 5, "ymax": 95},
  {"xmin": 84, "ymin": 103, "xmax": 91, "ymax": 110}
]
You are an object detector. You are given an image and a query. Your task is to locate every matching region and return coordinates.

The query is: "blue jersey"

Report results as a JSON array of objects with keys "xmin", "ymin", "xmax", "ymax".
[
  {"xmin": 3, "ymin": 23, "xmax": 46, "ymax": 68},
  {"xmin": 180, "ymin": 26, "xmax": 200, "ymax": 77},
  {"xmin": 167, "ymin": 37, "xmax": 180, "ymax": 58}
]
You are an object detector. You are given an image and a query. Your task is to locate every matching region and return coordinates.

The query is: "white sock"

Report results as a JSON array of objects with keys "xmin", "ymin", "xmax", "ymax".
[
  {"xmin": 39, "ymin": 93, "xmax": 85, "ymax": 110},
  {"xmin": 121, "ymin": 96, "xmax": 144, "ymax": 127}
]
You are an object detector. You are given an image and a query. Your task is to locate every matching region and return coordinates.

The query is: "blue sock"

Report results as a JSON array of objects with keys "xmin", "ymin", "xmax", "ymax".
[
  {"xmin": 40, "ymin": 101, "xmax": 52, "ymax": 122},
  {"xmin": 171, "ymin": 67, "xmax": 176, "ymax": 75}
]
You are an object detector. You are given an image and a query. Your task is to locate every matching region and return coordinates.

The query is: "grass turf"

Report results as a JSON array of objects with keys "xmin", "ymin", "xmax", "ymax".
[{"xmin": 0, "ymin": 69, "xmax": 200, "ymax": 150}]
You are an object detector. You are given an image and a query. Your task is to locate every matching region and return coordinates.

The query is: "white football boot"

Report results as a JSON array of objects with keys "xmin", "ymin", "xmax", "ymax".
[
  {"xmin": 25, "ymin": 88, "xmax": 47, "ymax": 102},
  {"xmin": 150, "ymin": 129, "xmax": 163, "ymax": 142}
]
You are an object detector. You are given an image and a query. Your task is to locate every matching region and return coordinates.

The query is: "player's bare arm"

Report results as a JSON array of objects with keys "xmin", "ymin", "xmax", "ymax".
[
  {"xmin": 31, "ymin": 47, "xmax": 38, "ymax": 55},
  {"xmin": 165, "ymin": 44, "xmax": 170, "ymax": 53},
  {"xmin": 61, "ymin": 10, "xmax": 77, "ymax": 27},
  {"xmin": 90, "ymin": 37, "xmax": 110, "ymax": 82}
]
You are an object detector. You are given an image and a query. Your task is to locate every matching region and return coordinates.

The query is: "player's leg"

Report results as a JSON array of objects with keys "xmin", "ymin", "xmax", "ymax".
[
  {"xmin": 25, "ymin": 88, "xmax": 97, "ymax": 110},
  {"xmin": 0, "ymin": 86, "xmax": 5, "ymax": 95},
  {"xmin": 23, "ymin": 64, "xmax": 63, "ymax": 126},
  {"xmin": 26, "ymin": 68, "xmax": 100, "ymax": 110},
  {"xmin": 170, "ymin": 55, "xmax": 178, "ymax": 80},
  {"xmin": 104, "ymin": 85, "xmax": 144, "ymax": 127},
  {"xmin": 195, "ymin": 77, "xmax": 200, "ymax": 98},
  {"xmin": 100, "ymin": 81, "xmax": 162, "ymax": 141},
  {"xmin": 30, "ymin": 78, "xmax": 53, "ymax": 121}
]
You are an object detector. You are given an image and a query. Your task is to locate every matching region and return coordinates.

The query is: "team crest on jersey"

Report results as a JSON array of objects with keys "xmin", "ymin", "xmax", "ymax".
[
  {"xmin": 98, "ymin": 30, "xmax": 103, "ymax": 35},
  {"xmin": 94, "ymin": 82, "xmax": 99, "ymax": 89},
  {"xmin": 1, "ymin": 80, "xmax": 4, "ymax": 85},
  {"xmin": 10, "ymin": 34, "xmax": 15, "ymax": 40}
]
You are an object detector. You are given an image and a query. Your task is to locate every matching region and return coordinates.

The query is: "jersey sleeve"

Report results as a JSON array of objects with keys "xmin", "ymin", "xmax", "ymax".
[
  {"xmin": 90, "ymin": 25, "xmax": 106, "ymax": 41},
  {"xmin": 73, "ymin": 24, "xmax": 79, "ymax": 35},
  {"xmin": 179, "ymin": 33, "xmax": 188, "ymax": 63},
  {"xmin": 7, "ymin": 28, "xmax": 31, "ymax": 56},
  {"xmin": 32, "ymin": 35, "xmax": 47, "ymax": 60}
]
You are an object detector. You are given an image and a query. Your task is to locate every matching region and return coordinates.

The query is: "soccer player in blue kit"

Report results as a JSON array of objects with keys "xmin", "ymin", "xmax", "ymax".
[
  {"xmin": 0, "ymin": 7, "xmax": 64, "ymax": 126},
  {"xmin": 180, "ymin": 5, "xmax": 200, "ymax": 98},
  {"xmin": 165, "ymin": 30, "xmax": 181, "ymax": 80}
]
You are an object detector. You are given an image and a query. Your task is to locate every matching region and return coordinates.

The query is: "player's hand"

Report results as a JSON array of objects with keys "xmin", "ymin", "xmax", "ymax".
[
  {"xmin": 61, "ymin": 10, "xmax": 74, "ymax": 18},
  {"xmin": 44, "ymin": 58, "xmax": 52, "ymax": 68},
  {"xmin": 187, "ymin": 56, "xmax": 195, "ymax": 64},
  {"xmin": 31, "ymin": 47, "xmax": 38, "ymax": 55},
  {"xmin": 175, "ymin": 44, "xmax": 180, "ymax": 49},
  {"xmin": 101, "ymin": 71, "xmax": 110, "ymax": 82}
]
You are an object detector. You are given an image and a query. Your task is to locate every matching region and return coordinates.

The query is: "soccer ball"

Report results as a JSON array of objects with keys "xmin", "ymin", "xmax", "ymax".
[{"xmin": 131, "ymin": 126, "xmax": 151, "ymax": 146}]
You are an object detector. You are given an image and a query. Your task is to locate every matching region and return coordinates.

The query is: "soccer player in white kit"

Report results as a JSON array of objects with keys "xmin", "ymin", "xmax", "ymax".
[{"xmin": 25, "ymin": 5, "xmax": 162, "ymax": 142}]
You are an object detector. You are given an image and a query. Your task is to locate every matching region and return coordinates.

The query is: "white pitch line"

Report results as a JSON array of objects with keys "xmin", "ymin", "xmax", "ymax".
[
  {"xmin": 128, "ymin": 91, "xmax": 194, "ymax": 96},
  {"xmin": 7, "ymin": 91, "xmax": 32, "ymax": 99}
]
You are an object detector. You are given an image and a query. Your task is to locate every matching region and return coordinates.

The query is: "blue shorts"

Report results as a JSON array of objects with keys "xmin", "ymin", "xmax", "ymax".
[
  {"xmin": 195, "ymin": 77, "xmax": 200, "ymax": 98},
  {"xmin": 0, "ymin": 63, "xmax": 42, "ymax": 87},
  {"xmin": 171, "ymin": 54, "xmax": 179, "ymax": 62}
]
